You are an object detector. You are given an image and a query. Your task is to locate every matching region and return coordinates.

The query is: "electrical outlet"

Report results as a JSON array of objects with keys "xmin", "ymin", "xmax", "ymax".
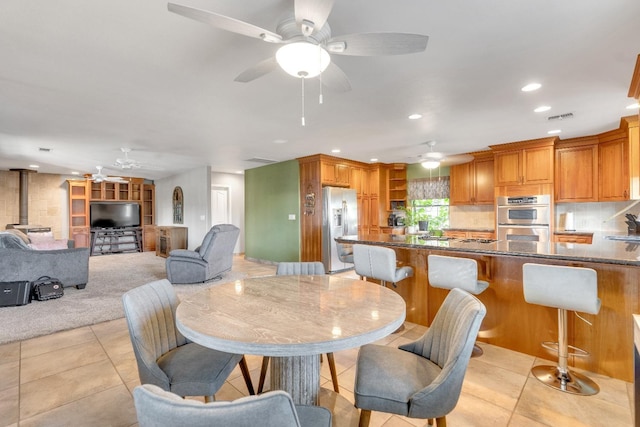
[{"xmin": 288, "ymin": 214, "xmax": 296, "ymax": 220}]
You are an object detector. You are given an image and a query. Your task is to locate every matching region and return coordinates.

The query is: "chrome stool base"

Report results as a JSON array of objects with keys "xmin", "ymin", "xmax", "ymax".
[{"xmin": 531, "ymin": 365, "xmax": 600, "ymax": 396}]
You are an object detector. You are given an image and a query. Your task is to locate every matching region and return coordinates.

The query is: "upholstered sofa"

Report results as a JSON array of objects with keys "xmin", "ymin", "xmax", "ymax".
[
  {"xmin": 166, "ymin": 224, "xmax": 240, "ymax": 284},
  {"xmin": 0, "ymin": 231, "xmax": 90, "ymax": 289}
]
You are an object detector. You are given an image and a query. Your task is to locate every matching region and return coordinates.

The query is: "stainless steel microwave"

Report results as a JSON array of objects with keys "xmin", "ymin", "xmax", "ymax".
[{"xmin": 496, "ymin": 195, "xmax": 550, "ymax": 226}]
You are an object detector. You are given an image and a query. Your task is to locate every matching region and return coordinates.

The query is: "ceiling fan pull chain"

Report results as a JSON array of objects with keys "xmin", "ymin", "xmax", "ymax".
[
  {"xmin": 318, "ymin": 47, "xmax": 324, "ymax": 105},
  {"xmin": 301, "ymin": 77, "xmax": 306, "ymax": 126}
]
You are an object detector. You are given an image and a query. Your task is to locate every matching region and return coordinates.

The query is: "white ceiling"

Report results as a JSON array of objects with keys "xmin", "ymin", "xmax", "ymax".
[{"xmin": 0, "ymin": 0, "xmax": 639, "ymax": 180}]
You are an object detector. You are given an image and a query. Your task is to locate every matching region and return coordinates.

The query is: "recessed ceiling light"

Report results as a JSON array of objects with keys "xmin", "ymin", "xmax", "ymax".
[
  {"xmin": 235, "ymin": 170, "xmax": 244, "ymax": 174},
  {"xmin": 71, "ymin": 171, "xmax": 80, "ymax": 175},
  {"xmin": 331, "ymin": 149, "xmax": 341, "ymax": 153},
  {"xmin": 534, "ymin": 106, "xmax": 551, "ymax": 113},
  {"xmin": 29, "ymin": 164, "xmax": 39, "ymax": 168},
  {"xmin": 521, "ymin": 83, "xmax": 541, "ymax": 92},
  {"xmin": 272, "ymin": 139, "xmax": 288, "ymax": 144},
  {"xmin": 408, "ymin": 113, "xmax": 422, "ymax": 120},
  {"xmin": 626, "ymin": 102, "xmax": 640, "ymax": 110},
  {"xmin": 370, "ymin": 158, "xmax": 378, "ymax": 162},
  {"xmin": 547, "ymin": 129, "xmax": 562, "ymax": 135}
]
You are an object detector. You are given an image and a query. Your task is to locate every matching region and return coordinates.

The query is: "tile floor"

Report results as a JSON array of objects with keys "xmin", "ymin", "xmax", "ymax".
[{"xmin": 0, "ymin": 256, "xmax": 634, "ymax": 427}]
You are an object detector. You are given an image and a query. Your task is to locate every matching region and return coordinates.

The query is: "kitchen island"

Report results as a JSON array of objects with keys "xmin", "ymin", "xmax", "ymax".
[{"xmin": 336, "ymin": 233, "xmax": 640, "ymax": 382}]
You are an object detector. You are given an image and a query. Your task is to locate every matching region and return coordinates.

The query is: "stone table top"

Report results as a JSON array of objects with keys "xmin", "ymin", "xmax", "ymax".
[{"xmin": 176, "ymin": 274, "xmax": 407, "ymax": 357}]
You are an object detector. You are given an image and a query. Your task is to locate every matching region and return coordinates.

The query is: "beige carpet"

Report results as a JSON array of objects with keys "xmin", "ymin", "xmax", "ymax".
[{"xmin": 0, "ymin": 252, "xmax": 246, "ymax": 344}]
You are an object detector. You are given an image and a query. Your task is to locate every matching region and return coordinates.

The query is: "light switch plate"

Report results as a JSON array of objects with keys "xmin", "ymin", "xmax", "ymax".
[{"xmin": 288, "ymin": 214, "xmax": 296, "ymax": 220}]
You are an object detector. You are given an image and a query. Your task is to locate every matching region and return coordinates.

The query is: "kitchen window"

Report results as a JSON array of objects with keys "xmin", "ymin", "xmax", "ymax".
[
  {"xmin": 407, "ymin": 177, "xmax": 450, "ymax": 231},
  {"xmin": 411, "ymin": 198, "xmax": 450, "ymax": 231}
]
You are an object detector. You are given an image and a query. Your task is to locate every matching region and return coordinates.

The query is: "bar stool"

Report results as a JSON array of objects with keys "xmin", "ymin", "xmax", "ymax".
[
  {"xmin": 427, "ymin": 254, "xmax": 489, "ymax": 357},
  {"xmin": 353, "ymin": 244, "xmax": 413, "ymax": 288},
  {"xmin": 336, "ymin": 242, "xmax": 354, "ymax": 264},
  {"xmin": 522, "ymin": 263, "xmax": 600, "ymax": 396}
]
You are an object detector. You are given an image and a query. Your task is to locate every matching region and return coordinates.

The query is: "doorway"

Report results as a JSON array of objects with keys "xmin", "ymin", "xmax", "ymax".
[{"xmin": 211, "ymin": 186, "xmax": 231, "ymax": 226}]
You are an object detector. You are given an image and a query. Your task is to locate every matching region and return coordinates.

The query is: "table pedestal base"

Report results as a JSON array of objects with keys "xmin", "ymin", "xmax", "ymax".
[{"xmin": 271, "ymin": 355, "xmax": 320, "ymax": 405}]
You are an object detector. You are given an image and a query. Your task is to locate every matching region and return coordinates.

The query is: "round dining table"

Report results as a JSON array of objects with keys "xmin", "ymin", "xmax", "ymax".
[{"xmin": 175, "ymin": 274, "xmax": 406, "ymax": 406}]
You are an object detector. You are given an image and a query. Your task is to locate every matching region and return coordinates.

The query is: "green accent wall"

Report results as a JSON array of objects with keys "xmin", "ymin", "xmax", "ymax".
[
  {"xmin": 407, "ymin": 163, "xmax": 450, "ymax": 180},
  {"xmin": 245, "ymin": 160, "xmax": 300, "ymax": 262}
]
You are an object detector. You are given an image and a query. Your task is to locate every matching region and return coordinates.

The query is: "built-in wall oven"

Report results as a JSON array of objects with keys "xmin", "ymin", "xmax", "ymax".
[{"xmin": 496, "ymin": 195, "xmax": 551, "ymax": 242}]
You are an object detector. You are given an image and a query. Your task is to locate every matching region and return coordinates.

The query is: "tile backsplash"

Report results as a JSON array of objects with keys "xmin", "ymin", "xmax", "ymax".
[
  {"xmin": 450, "ymin": 200, "xmax": 638, "ymax": 234},
  {"xmin": 449, "ymin": 205, "xmax": 495, "ymax": 229},
  {"xmin": 555, "ymin": 201, "xmax": 637, "ymax": 233}
]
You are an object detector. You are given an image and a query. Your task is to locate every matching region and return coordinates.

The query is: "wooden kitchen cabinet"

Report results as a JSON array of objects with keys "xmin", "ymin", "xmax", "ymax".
[
  {"xmin": 387, "ymin": 163, "xmax": 407, "ymax": 210},
  {"xmin": 443, "ymin": 230, "xmax": 467, "ymax": 239},
  {"xmin": 595, "ymin": 115, "xmax": 639, "ymax": 201},
  {"xmin": 321, "ymin": 161, "xmax": 350, "ymax": 186},
  {"xmin": 493, "ymin": 140, "xmax": 555, "ymax": 186},
  {"xmin": 356, "ymin": 166, "xmax": 383, "ymax": 234},
  {"xmin": 367, "ymin": 167, "xmax": 379, "ymax": 196},
  {"xmin": 450, "ymin": 152, "xmax": 494, "ymax": 205},
  {"xmin": 443, "ymin": 230, "xmax": 495, "ymax": 240},
  {"xmin": 554, "ymin": 233, "xmax": 593, "ymax": 244},
  {"xmin": 555, "ymin": 138, "xmax": 599, "ymax": 203},
  {"xmin": 350, "ymin": 167, "xmax": 363, "ymax": 195},
  {"xmin": 599, "ymin": 133, "xmax": 630, "ymax": 201}
]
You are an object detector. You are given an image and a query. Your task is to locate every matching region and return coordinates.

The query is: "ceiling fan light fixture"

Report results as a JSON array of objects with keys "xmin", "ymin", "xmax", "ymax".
[
  {"xmin": 421, "ymin": 160, "xmax": 440, "ymax": 169},
  {"xmin": 276, "ymin": 42, "xmax": 330, "ymax": 78}
]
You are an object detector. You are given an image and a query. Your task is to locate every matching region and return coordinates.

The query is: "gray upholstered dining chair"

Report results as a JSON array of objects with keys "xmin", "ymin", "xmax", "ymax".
[
  {"xmin": 166, "ymin": 224, "xmax": 239, "ymax": 284},
  {"xmin": 353, "ymin": 288, "xmax": 486, "ymax": 427},
  {"xmin": 122, "ymin": 279, "xmax": 255, "ymax": 401},
  {"xmin": 258, "ymin": 261, "xmax": 340, "ymax": 394},
  {"xmin": 353, "ymin": 244, "xmax": 413, "ymax": 287},
  {"xmin": 133, "ymin": 384, "xmax": 332, "ymax": 427}
]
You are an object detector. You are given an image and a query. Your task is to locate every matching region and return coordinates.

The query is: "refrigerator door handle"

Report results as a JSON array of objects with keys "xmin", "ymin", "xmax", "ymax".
[{"xmin": 342, "ymin": 200, "xmax": 348, "ymax": 235}]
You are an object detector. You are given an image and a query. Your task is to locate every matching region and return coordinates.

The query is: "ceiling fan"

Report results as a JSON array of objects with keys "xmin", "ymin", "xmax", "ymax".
[
  {"xmin": 167, "ymin": 0, "xmax": 429, "ymax": 91},
  {"xmin": 114, "ymin": 148, "xmax": 142, "ymax": 170},
  {"xmin": 415, "ymin": 141, "xmax": 474, "ymax": 169},
  {"xmin": 90, "ymin": 166, "xmax": 128, "ymax": 183}
]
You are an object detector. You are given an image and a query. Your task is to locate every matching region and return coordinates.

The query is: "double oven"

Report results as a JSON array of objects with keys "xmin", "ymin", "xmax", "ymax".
[{"xmin": 496, "ymin": 195, "xmax": 550, "ymax": 242}]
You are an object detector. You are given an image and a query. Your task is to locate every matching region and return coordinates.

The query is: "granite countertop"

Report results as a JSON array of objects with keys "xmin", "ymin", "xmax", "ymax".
[
  {"xmin": 337, "ymin": 233, "xmax": 640, "ymax": 267},
  {"xmin": 444, "ymin": 228, "xmax": 495, "ymax": 232}
]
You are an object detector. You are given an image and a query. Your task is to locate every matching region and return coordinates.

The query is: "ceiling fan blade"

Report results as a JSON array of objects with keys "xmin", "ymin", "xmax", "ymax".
[
  {"xmin": 320, "ymin": 62, "xmax": 351, "ymax": 92},
  {"xmin": 327, "ymin": 33, "xmax": 428, "ymax": 56},
  {"xmin": 234, "ymin": 57, "xmax": 279, "ymax": 83},
  {"xmin": 168, "ymin": 3, "xmax": 282, "ymax": 43},
  {"xmin": 294, "ymin": 0, "xmax": 335, "ymax": 35}
]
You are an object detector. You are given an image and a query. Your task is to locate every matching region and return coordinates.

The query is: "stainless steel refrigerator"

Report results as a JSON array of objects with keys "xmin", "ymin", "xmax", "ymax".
[{"xmin": 322, "ymin": 186, "xmax": 358, "ymax": 273}]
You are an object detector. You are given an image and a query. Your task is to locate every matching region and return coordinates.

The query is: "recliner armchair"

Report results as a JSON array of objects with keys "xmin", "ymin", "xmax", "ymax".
[{"xmin": 166, "ymin": 224, "xmax": 240, "ymax": 284}]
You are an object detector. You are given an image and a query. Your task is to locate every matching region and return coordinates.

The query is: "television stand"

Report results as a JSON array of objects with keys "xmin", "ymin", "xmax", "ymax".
[{"xmin": 90, "ymin": 227, "xmax": 143, "ymax": 256}]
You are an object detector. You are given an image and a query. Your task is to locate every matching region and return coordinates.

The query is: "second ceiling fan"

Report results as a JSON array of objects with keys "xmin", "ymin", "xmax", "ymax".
[{"xmin": 167, "ymin": 0, "xmax": 429, "ymax": 91}]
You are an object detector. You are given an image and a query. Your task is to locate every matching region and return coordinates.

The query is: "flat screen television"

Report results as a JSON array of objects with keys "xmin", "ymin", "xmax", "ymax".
[{"xmin": 90, "ymin": 202, "xmax": 141, "ymax": 228}]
